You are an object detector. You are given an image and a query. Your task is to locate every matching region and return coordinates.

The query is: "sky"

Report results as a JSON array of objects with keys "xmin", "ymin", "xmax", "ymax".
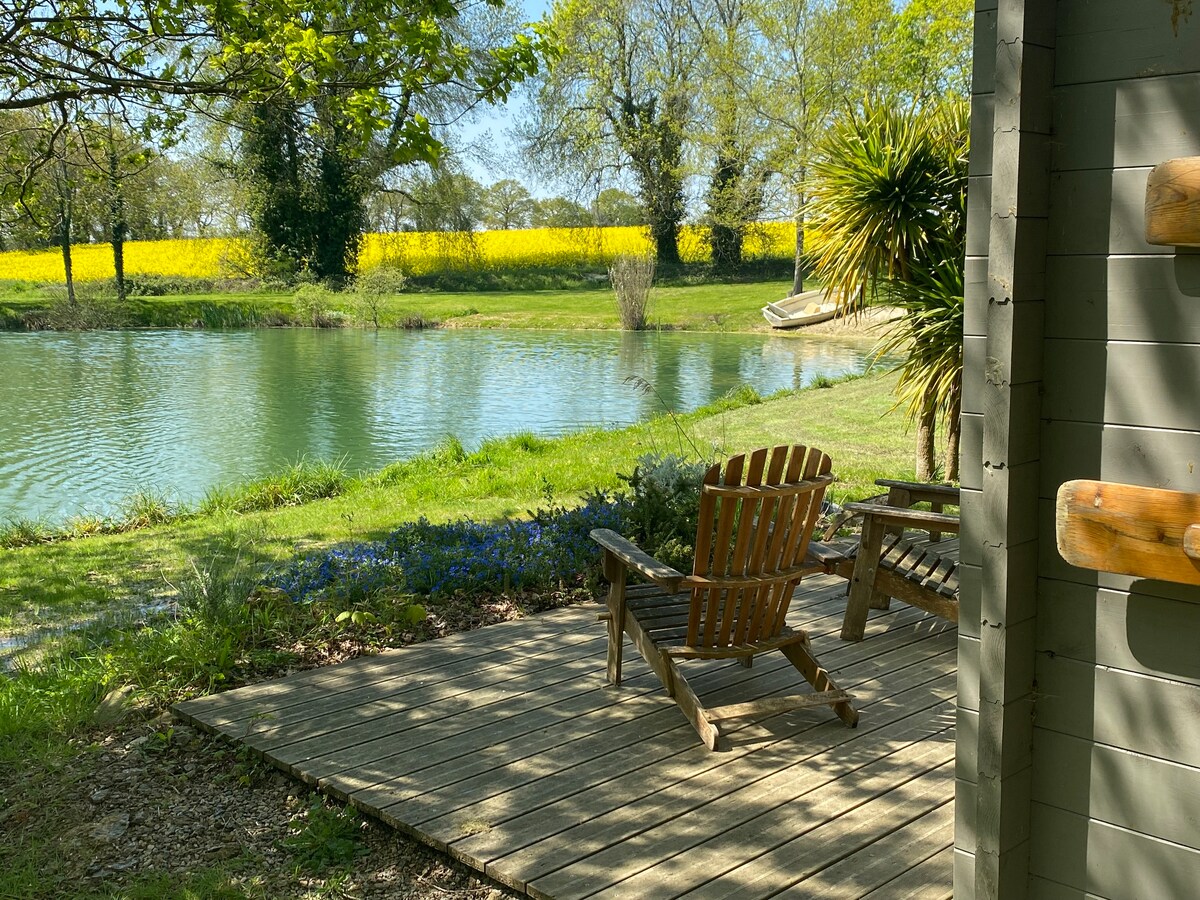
[{"xmin": 453, "ymin": 0, "xmax": 556, "ymax": 194}]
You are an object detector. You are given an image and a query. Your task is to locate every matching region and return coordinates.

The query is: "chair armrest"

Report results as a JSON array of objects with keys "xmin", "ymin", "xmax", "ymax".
[
  {"xmin": 590, "ymin": 528, "xmax": 687, "ymax": 593},
  {"xmin": 806, "ymin": 540, "xmax": 847, "ymax": 573},
  {"xmin": 842, "ymin": 502, "xmax": 961, "ymax": 533},
  {"xmin": 874, "ymin": 479, "xmax": 960, "ymax": 507}
]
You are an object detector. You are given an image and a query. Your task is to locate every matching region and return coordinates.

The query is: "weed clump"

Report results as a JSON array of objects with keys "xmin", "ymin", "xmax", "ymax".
[
  {"xmin": 200, "ymin": 459, "xmax": 350, "ymax": 515},
  {"xmin": 292, "ymin": 284, "xmax": 343, "ymax": 328}
]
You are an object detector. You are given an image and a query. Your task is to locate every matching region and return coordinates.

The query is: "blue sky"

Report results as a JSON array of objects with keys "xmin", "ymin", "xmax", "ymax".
[{"xmin": 453, "ymin": 0, "xmax": 555, "ymax": 193}]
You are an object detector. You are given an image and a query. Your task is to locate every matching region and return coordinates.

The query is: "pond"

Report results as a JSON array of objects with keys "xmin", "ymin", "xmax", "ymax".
[{"xmin": 1, "ymin": 328, "xmax": 881, "ymax": 523}]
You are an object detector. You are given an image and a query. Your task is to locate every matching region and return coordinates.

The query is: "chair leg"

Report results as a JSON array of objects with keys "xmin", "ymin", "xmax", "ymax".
[
  {"xmin": 842, "ymin": 514, "xmax": 886, "ymax": 641},
  {"xmin": 781, "ymin": 639, "xmax": 859, "ymax": 728},
  {"xmin": 739, "ymin": 656, "xmax": 753, "ymax": 669},
  {"xmin": 603, "ymin": 552, "xmax": 626, "ymax": 685},
  {"xmin": 660, "ymin": 651, "xmax": 724, "ymax": 751}
]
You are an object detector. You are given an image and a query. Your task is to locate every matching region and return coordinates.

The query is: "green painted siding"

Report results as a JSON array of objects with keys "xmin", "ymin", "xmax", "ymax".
[{"xmin": 963, "ymin": 1, "xmax": 1200, "ymax": 897}]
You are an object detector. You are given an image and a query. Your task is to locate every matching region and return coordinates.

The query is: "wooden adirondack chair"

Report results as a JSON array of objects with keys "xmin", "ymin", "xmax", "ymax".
[{"xmin": 590, "ymin": 444, "xmax": 859, "ymax": 751}]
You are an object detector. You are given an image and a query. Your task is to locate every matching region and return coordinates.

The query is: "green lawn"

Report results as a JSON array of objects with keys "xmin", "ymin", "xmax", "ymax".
[{"xmin": 0, "ymin": 279, "xmax": 799, "ymax": 332}]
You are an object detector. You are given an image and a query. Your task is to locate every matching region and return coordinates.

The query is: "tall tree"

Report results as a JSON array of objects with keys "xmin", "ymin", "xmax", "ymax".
[
  {"xmin": 1, "ymin": 1, "xmax": 544, "ymax": 151},
  {"xmin": 76, "ymin": 103, "xmax": 158, "ymax": 301},
  {"xmin": 592, "ymin": 187, "xmax": 645, "ymax": 226},
  {"xmin": 482, "ymin": 179, "xmax": 535, "ymax": 229},
  {"xmin": 531, "ymin": 196, "xmax": 592, "ymax": 228},
  {"xmin": 406, "ymin": 168, "xmax": 486, "ymax": 232},
  {"xmin": 524, "ymin": 0, "xmax": 697, "ymax": 264},
  {"xmin": 690, "ymin": 0, "xmax": 771, "ymax": 274},
  {"xmin": 3, "ymin": 0, "xmax": 546, "ymax": 278},
  {"xmin": 735, "ymin": 0, "xmax": 972, "ymax": 294}
]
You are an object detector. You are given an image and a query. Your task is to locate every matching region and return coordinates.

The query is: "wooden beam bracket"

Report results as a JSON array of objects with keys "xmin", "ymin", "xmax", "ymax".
[
  {"xmin": 1145, "ymin": 157, "xmax": 1200, "ymax": 247},
  {"xmin": 1056, "ymin": 479, "xmax": 1200, "ymax": 585}
]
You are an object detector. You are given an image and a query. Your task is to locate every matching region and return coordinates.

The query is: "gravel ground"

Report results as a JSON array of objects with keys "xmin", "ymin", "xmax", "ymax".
[{"xmin": 1, "ymin": 717, "xmax": 519, "ymax": 898}]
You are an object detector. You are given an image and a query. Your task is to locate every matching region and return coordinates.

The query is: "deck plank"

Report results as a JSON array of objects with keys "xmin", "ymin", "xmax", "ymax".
[
  {"xmin": 175, "ymin": 569, "xmax": 958, "ymax": 899},
  {"xmin": 860, "ymin": 845, "xmax": 955, "ymax": 899}
]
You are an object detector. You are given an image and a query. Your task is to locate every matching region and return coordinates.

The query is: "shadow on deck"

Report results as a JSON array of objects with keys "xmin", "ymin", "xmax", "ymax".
[{"xmin": 174, "ymin": 572, "xmax": 958, "ymax": 899}]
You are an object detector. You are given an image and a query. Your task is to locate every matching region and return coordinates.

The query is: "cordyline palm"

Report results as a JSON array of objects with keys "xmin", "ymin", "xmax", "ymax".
[{"xmin": 808, "ymin": 101, "xmax": 968, "ymax": 481}]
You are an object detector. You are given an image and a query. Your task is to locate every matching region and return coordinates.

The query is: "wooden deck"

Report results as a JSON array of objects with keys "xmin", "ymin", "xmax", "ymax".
[{"xmin": 174, "ymin": 572, "xmax": 957, "ymax": 899}]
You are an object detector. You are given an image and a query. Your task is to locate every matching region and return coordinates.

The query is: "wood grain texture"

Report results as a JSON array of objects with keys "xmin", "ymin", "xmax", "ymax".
[
  {"xmin": 176, "ymin": 584, "xmax": 958, "ymax": 899},
  {"xmin": 1056, "ymin": 479, "xmax": 1200, "ymax": 585},
  {"xmin": 1145, "ymin": 157, "xmax": 1200, "ymax": 246}
]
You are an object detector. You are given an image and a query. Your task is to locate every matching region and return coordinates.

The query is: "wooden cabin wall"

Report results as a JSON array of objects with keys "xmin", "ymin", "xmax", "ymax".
[
  {"xmin": 956, "ymin": 0, "xmax": 996, "ymax": 893},
  {"xmin": 961, "ymin": 1, "xmax": 1200, "ymax": 897}
]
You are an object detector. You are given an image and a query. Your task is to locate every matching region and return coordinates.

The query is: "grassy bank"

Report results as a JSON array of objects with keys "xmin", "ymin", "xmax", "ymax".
[
  {"xmin": 1, "ymin": 373, "xmax": 908, "ymax": 629},
  {"xmin": 0, "ymin": 278, "xmax": 802, "ymax": 332}
]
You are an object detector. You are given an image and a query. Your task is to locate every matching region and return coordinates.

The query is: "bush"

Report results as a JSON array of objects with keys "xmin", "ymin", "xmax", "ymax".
[
  {"xmin": 292, "ymin": 284, "xmax": 343, "ymax": 327},
  {"xmin": 123, "ymin": 275, "xmax": 216, "ymax": 296},
  {"xmin": 609, "ymin": 253, "xmax": 656, "ymax": 330},
  {"xmin": 351, "ymin": 267, "xmax": 408, "ymax": 328},
  {"xmin": 42, "ymin": 292, "xmax": 132, "ymax": 330},
  {"xmin": 352, "ymin": 266, "xmax": 408, "ymax": 296},
  {"xmin": 270, "ymin": 492, "xmax": 629, "ymax": 602},
  {"xmin": 620, "ymin": 453, "xmax": 710, "ymax": 571}
]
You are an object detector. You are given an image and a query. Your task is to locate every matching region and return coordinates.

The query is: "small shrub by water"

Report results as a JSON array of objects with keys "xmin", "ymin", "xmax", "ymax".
[
  {"xmin": 609, "ymin": 253, "xmax": 656, "ymax": 330},
  {"xmin": 293, "ymin": 284, "xmax": 344, "ymax": 328}
]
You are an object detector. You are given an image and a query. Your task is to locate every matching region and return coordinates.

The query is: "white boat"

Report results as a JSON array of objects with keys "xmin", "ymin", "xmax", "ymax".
[{"xmin": 761, "ymin": 289, "xmax": 840, "ymax": 329}]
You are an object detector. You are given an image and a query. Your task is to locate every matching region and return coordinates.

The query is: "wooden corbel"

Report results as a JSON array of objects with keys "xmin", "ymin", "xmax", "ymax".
[{"xmin": 1056, "ymin": 480, "xmax": 1200, "ymax": 585}]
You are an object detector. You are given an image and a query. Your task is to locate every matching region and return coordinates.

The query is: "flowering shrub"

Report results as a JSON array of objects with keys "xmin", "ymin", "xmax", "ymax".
[
  {"xmin": 271, "ymin": 543, "xmax": 403, "ymax": 605},
  {"xmin": 270, "ymin": 492, "xmax": 630, "ymax": 604}
]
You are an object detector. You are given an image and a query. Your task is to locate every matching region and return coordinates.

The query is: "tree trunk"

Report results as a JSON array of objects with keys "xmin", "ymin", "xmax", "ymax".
[
  {"xmin": 915, "ymin": 389, "xmax": 938, "ymax": 482},
  {"xmin": 109, "ymin": 146, "xmax": 127, "ymax": 303},
  {"xmin": 57, "ymin": 160, "xmax": 76, "ymax": 306},
  {"xmin": 651, "ymin": 217, "xmax": 681, "ymax": 265},
  {"xmin": 792, "ymin": 181, "xmax": 806, "ymax": 296},
  {"xmin": 944, "ymin": 375, "xmax": 962, "ymax": 483},
  {"xmin": 59, "ymin": 226, "xmax": 76, "ymax": 305}
]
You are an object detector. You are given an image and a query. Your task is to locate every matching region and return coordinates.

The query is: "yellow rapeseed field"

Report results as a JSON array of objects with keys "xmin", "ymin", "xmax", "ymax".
[
  {"xmin": 0, "ymin": 238, "xmax": 235, "ymax": 283},
  {"xmin": 0, "ymin": 223, "xmax": 795, "ymax": 283}
]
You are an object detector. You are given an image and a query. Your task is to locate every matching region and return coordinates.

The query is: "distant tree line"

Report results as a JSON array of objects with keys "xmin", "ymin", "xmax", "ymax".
[
  {"xmin": 0, "ymin": 0, "xmax": 972, "ymax": 295},
  {"xmin": 524, "ymin": 0, "xmax": 973, "ymax": 287}
]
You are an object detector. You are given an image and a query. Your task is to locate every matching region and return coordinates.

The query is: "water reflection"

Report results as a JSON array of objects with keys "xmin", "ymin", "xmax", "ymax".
[{"xmin": 0, "ymin": 328, "xmax": 878, "ymax": 522}]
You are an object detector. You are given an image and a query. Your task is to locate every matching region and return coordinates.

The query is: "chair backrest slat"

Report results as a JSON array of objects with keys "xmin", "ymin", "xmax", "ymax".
[
  {"xmin": 686, "ymin": 462, "xmax": 722, "ymax": 647},
  {"xmin": 741, "ymin": 445, "xmax": 791, "ymax": 644},
  {"xmin": 717, "ymin": 447, "xmax": 767, "ymax": 645},
  {"xmin": 688, "ymin": 444, "xmax": 831, "ymax": 650},
  {"xmin": 700, "ymin": 453, "xmax": 745, "ymax": 646},
  {"xmin": 767, "ymin": 447, "xmax": 827, "ymax": 633}
]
